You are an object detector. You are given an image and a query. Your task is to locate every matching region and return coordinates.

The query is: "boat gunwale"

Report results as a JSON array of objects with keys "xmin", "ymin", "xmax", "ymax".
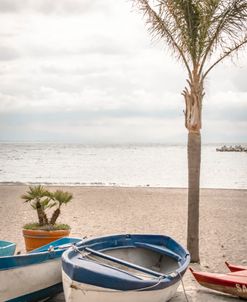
[
  {"xmin": 0, "ymin": 237, "xmax": 81, "ymax": 271},
  {"xmin": 225, "ymin": 262, "xmax": 247, "ymax": 272},
  {"xmin": 0, "ymin": 240, "xmax": 16, "ymax": 249},
  {"xmin": 0, "ymin": 240, "xmax": 16, "ymax": 257}
]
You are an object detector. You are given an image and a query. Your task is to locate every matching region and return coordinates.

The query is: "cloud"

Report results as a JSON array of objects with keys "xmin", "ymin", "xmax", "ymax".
[
  {"xmin": 0, "ymin": 0, "xmax": 110, "ymax": 15},
  {"xmin": 0, "ymin": 111, "xmax": 186, "ymax": 143},
  {"xmin": 0, "ymin": 46, "xmax": 19, "ymax": 61},
  {"xmin": 204, "ymin": 91, "xmax": 247, "ymax": 122},
  {"xmin": 233, "ymin": 67, "xmax": 247, "ymax": 92},
  {"xmin": 0, "ymin": 0, "xmax": 246, "ymax": 143},
  {"xmin": 0, "ymin": 0, "xmax": 22, "ymax": 13},
  {"xmin": 26, "ymin": 36, "xmax": 131, "ymax": 59},
  {"xmin": 203, "ymin": 120, "xmax": 247, "ymax": 143},
  {"xmin": 0, "ymin": 81, "xmax": 183, "ymax": 117}
]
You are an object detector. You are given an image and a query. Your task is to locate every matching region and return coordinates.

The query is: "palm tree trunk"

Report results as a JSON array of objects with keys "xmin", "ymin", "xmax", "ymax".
[
  {"xmin": 187, "ymin": 131, "xmax": 201, "ymax": 262},
  {"xmin": 50, "ymin": 208, "xmax": 60, "ymax": 225},
  {"xmin": 36, "ymin": 201, "xmax": 44, "ymax": 225},
  {"xmin": 43, "ymin": 213, "xmax": 49, "ymax": 225},
  {"xmin": 36, "ymin": 201, "xmax": 49, "ymax": 226},
  {"xmin": 183, "ymin": 70, "xmax": 203, "ymax": 262}
]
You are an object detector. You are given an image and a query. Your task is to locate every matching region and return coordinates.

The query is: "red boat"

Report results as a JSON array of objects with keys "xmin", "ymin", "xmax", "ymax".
[
  {"xmin": 225, "ymin": 262, "xmax": 247, "ymax": 273},
  {"xmin": 190, "ymin": 268, "xmax": 247, "ymax": 299}
]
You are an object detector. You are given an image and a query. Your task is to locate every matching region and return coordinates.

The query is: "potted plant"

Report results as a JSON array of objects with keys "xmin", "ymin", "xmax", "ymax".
[{"xmin": 21, "ymin": 185, "xmax": 73, "ymax": 251}]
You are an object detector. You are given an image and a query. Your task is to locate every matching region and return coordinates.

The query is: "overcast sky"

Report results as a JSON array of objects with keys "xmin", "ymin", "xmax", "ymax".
[{"xmin": 0, "ymin": 0, "xmax": 246, "ymax": 144}]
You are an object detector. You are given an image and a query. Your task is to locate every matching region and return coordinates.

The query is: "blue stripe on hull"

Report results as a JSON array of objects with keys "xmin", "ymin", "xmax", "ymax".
[{"xmin": 7, "ymin": 283, "xmax": 63, "ymax": 302}]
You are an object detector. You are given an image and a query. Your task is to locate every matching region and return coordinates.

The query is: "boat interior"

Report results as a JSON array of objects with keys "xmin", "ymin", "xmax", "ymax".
[{"xmin": 82, "ymin": 246, "xmax": 181, "ymax": 280}]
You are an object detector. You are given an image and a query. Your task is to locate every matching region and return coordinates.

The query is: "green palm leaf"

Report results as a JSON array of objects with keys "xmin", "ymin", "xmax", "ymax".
[
  {"xmin": 132, "ymin": 0, "xmax": 247, "ymax": 262},
  {"xmin": 52, "ymin": 190, "xmax": 73, "ymax": 207}
]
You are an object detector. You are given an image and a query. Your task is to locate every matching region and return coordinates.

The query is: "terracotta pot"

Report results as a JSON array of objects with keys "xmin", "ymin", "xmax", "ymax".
[{"xmin": 22, "ymin": 228, "xmax": 70, "ymax": 252}]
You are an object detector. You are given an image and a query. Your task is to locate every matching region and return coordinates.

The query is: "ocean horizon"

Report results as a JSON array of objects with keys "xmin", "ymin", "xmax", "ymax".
[{"xmin": 0, "ymin": 142, "xmax": 246, "ymax": 189}]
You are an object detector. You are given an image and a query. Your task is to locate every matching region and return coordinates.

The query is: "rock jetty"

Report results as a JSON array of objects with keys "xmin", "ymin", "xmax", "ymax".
[{"xmin": 216, "ymin": 145, "xmax": 247, "ymax": 152}]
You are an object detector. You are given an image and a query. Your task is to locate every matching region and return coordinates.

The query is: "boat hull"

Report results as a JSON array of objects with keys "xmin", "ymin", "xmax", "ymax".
[
  {"xmin": 62, "ymin": 234, "xmax": 190, "ymax": 302},
  {"xmin": 0, "ymin": 258, "xmax": 61, "ymax": 302},
  {"xmin": 225, "ymin": 262, "xmax": 247, "ymax": 272},
  {"xmin": 191, "ymin": 269, "xmax": 247, "ymax": 299},
  {"xmin": 0, "ymin": 237, "xmax": 81, "ymax": 302},
  {"xmin": 62, "ymin": 271, "xmax": 180, "ymax": 302}
]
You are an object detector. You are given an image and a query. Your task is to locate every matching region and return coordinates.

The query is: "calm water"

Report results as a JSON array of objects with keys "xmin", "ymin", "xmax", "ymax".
[{"xmin": 0, "ymin": 143, "xmax": 246, "ymax": 189}]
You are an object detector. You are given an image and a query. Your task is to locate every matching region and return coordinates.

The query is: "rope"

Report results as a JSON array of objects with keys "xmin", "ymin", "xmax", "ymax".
[{"xmin": 178, "ymin": 271, "xmax": 190, "ymax": 302}]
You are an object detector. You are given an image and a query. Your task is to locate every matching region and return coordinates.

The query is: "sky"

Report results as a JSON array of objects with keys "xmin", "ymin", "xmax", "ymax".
[{"xmin": 0, "ymin": 0, "xmax": 246, "ymax": 144}]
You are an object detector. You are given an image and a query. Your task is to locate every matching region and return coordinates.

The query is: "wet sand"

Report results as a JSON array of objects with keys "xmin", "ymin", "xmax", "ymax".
[{"xmin": 0, "ymin": 185, "xmax": 246, "ymax": 301}]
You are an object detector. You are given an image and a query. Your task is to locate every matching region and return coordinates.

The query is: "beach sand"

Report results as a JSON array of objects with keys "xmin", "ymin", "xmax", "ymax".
[{"xmin": 0, "ymin": 185, "xmax": 246, "ymax": 301}]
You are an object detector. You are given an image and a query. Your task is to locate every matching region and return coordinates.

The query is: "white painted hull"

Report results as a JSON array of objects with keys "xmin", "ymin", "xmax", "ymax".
[
  {"xmin": 0, "ymin": 258, "xmax": 61, "ymax": 301},
  {"xmin": 62, "ymin": 271, "xmax": 180, "ymax": 302}
]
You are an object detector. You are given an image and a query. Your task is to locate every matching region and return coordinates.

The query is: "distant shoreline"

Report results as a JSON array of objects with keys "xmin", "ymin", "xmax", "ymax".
[
  {"xmin": 0, "ymin": 141, "xmax": 246, "ymax": 145},
  {"xmin": 0, "ymin": 181, "xmax": 246, "ymax": 192}
]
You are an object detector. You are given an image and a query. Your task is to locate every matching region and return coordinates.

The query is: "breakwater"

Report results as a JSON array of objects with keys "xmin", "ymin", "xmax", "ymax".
[{"xmin": 216, "ymin": 145, "xmax": 247, "ymax": 152}]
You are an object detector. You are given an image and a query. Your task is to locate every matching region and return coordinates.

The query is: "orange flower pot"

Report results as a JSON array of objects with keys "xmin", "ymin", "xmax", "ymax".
[{"xmin": 23, "ymin": 229, "xmax": 70, "ymax": 252}]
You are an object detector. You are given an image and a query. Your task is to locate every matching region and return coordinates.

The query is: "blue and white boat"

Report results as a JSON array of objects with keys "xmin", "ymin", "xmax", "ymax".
[
  {"xmin": 0, "ymin": 240, "xmax": 16, "ymax": 257},
  {"xmin": 62, "ymin": 234, "xmax": 190, "ymax": 302},
  {"xmin": 0, "ymin": 237, "xmax": 81, "ymax": 302}
]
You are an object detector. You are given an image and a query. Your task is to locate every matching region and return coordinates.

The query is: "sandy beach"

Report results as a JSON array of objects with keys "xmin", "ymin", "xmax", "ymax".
[{"xmin": 0, "ymin": 184, "xmax": 246, "ymax": 301}]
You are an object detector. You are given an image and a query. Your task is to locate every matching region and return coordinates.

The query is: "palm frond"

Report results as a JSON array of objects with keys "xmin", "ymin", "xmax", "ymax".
[
  {"xmin": 40, "ymin": 197, "xmax": 53, "ymax": 209},
  {"xmin": 203, "ymin": 35, "xmax": 247, "ymax": 78},
  {"xmin": 52, "ymin": 190, "xmax": 73, "ymax": 206},
  {"xmin": 199, "ymin": 0, "xmax": 247, "ymax": 74},
  {"xmin": 132, "ymin": 0, "xmax": 193, "ymax": 77},
  {"xmin": 21, "ymin": 185, "xmax": 50, "ymax": 203},
  {"xmin": 132, "ymin": 0, "xmax": 247, "ymax": 76}
]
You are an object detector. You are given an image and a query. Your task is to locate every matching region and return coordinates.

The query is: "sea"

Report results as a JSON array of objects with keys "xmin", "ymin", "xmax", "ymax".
[{"xmin": 0, "ymin": 143, "xmax": 246, "ymax": 189}]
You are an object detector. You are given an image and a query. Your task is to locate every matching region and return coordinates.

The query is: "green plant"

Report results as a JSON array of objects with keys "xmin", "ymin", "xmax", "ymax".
[
  {"xmin": 23, "ymin": 223, "xmax": 70, "ymax": 231},
  {"xmin": 50, "ymin": 190, "xmax": 73, "ymax": 225},
  {"xmin": 21, "ymin": 185, "xmax": 73, "ymax": 230},
  {"xmin": 132, "ymin": 0, "xmax": 247, "ymax": 262}
]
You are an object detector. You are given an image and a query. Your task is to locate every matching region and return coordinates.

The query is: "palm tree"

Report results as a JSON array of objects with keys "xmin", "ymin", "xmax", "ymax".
[
  {"xmin": 21, "ymin": 185, "xmax": 52, "ymax": 226},
  {"xmin": 49, "ymin": 190, "xmax": 73, "ymax": 225},
  {"xmin": 132, "ymin": 0, "xmax": 247, "ymax": 262}
]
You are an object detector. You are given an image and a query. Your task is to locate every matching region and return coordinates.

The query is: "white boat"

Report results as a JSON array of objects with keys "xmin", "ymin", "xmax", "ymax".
[
  {"xmin": 0, "ymin": 237, "xmax": 81, "ymax": 302},
  {"xmin": 62, "ymin": 234, "xmax": 190, "ymax": 302}
]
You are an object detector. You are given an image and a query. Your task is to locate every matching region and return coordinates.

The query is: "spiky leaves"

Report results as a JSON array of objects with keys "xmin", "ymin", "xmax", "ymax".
[
  {"xmin": 22, "ymin": 186, "xmax": 73, "ymax": 229},
  {"xmin": 21, "ymin": 185, "xmax": 52, "ymax": 226},
  {"xmin": 132, "ymin": 0, "xmax": 192, "ymax": 76},
  {"xmin": 49, "ymin": 190, "xmax": 73, "ymax": 225},
  {"xmin": 132, "ymin": 0, "xmax": 247, "ymax": 75},
  {"xmin": 202, "ymin": 0, "xmax": 247, "ymax": 77}
]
